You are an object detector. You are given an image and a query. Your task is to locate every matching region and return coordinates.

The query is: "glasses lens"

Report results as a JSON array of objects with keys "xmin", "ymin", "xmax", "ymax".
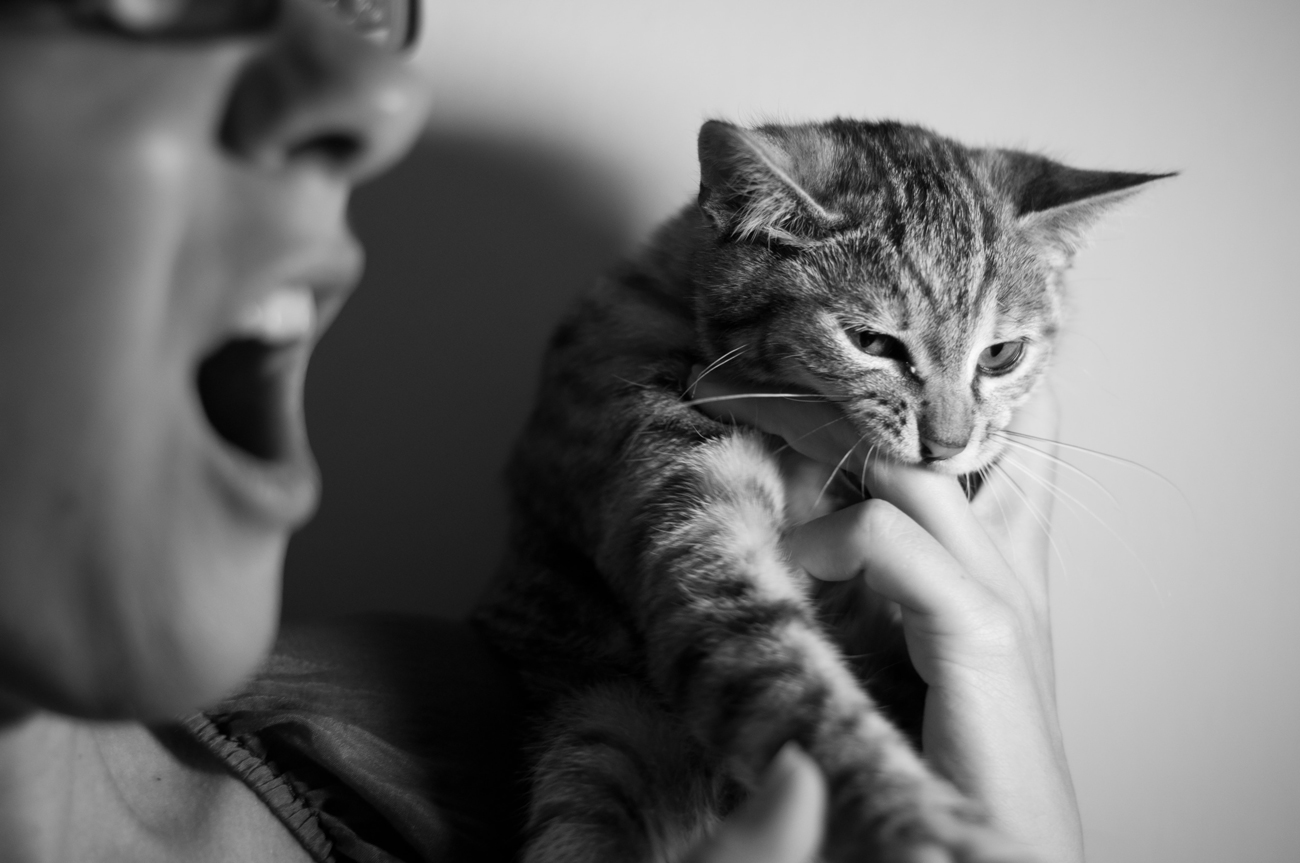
[
  {"xmin": 66, "ymin": 0, "xmax": 277, "ymax": 35},
  {"xmin": 62, "ymin": 0, "xmax": 417, "ymax": 51}
]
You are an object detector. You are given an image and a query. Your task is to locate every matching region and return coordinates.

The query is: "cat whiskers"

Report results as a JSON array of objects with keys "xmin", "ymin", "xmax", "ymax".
[
  {"xmin": 996, "ymin": 448, "xmax": 1110, "ymax": 532},
  {"xmin": 975, "ymin": 462, "xmax": 1021, "ymax": 566},
  {"xmin": 986, "ymin": 457, "xmax": 1070, "ymax": 579},
  {"xmin": 973, "ymin": 461, "xmax": 1003, "ymax": 515},
  {"xmin": 995, "ymin": 449, "xmax": 1164, "ymax": 597},
  {"xmin": 813, "ymin": 430, "xmax": 870, "ymax": 511},
  {"xmin": 771, "ymin": 414, "xmax": 848, "ymax": 457},
  {"xmin": 992, "ymin": 428, "xmax": 1196, "ymax": 537},
  {"xmin": 686, "ymin": 345, "xmax": 751, "ymax": 398},
  {"xmin": 857, "ymin": 441, "xmax": 881, "ymax": 499},
  {"xmin": 987, "ymin": 431, "xmax": 1120, "ymax": 510},
  {"xmin": 678, "ymin": 391, "xmax": 831, "ymax": 409},
  {"xmin": 998, "ymin": 428, "xmax": 1190, "ymax": 509}
]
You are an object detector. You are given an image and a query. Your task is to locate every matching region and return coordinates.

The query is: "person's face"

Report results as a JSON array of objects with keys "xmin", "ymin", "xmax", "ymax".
[{"xmin": 0, "ymin": 0, "xmax": 431, "ymax": 719}]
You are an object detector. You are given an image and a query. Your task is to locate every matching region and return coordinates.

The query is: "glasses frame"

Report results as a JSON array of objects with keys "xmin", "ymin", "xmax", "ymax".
[{"xmin": 30, "ymin": 0, "xmax": 421, "ymax": 53}]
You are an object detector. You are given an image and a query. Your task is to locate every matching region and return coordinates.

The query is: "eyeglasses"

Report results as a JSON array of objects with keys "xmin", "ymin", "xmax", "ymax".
[{"xmin": 43, "ymin": 0, "xmax": 418, "ymax": 53}]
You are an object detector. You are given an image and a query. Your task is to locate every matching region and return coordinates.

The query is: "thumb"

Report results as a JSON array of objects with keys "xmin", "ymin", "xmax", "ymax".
[{"xmin": 686, "ymin": 743, "xmax": 827, "ymax": 863}]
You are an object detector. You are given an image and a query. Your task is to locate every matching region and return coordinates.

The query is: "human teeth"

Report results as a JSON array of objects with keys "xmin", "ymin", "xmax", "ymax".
[{"xmin": 234, "ymin": 287, "xmax": 316, "ymax": 342}]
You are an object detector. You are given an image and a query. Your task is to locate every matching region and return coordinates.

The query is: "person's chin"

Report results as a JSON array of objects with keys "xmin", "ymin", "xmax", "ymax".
[
  {"xmin": 116, "ymin": 532, "xmax": 288, "ymax": 720},
  {"xmin": 88, "ymin": 399, "xmax": 309, "ymax": 720},
  {"xmin": 4, "ymin": 533, "xmax": 286, "ymax": 722}
]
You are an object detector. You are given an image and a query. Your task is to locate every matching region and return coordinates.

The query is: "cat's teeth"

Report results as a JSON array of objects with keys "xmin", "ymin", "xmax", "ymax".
[{"xmin": 233, "ymin": 287, "xmax": 316, "ymax": 343}]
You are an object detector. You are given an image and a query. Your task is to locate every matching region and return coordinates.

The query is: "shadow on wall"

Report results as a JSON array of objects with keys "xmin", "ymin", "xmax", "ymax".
[{"xmin": 282, "ymin": 132, "xmax": 634, "ymax": 623}]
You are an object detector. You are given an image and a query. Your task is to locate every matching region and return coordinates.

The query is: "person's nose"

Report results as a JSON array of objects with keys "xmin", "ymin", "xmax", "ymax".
[{"xmin": 220, "ymin": 0, "xmax": 433, "ymax": 183}]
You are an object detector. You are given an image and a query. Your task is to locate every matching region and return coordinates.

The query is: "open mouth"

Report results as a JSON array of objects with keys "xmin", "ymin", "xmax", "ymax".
[
  {"xmin": 196, "ymin": 338, "xmax": 298, "ymax": 462},
  {"xmin": 196, "ymin": 287, "xmax": 315, "ymax": 463}
]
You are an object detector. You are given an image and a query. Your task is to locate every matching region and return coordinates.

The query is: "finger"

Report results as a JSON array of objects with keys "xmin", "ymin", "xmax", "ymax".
[
  {"xmin": 685, "ymin": 743, "xmax": 826, "ymax": 863},
  {"xmin": 860, "ymin": 459, "xmax": 1019, "ymax": 600},
  {"xmin": 787, "ymin": 499, "xmax": 981, "ymax": 622}
]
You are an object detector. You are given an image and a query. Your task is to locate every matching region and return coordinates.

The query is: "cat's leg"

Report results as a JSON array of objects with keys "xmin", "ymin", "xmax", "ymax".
[
  {"xmin": 815, "ymin": 577, "xmax": 928, "ymax": 751},
  {"xmin": 624, "ymin": 432, "xmax": 1036, "ymax": 863},
  {"xmin": 524, "ymin": 681, "xmax": 728, "ymax": 863}
]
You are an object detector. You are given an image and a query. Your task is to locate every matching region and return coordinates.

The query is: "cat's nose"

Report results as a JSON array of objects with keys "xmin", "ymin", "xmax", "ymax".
[{"xmin": 920, "ymin": 438, "xmax": 966, "ymax": 462}]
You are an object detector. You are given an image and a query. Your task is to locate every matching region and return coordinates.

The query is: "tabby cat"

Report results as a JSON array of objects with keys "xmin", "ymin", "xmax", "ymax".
[{"xmin": 474, "ymin": 118, "xmax": 1164, "ymax": 863}]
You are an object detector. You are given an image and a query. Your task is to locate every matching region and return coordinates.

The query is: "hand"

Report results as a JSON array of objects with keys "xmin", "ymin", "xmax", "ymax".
[
  {"xmin": 684, "ymin": 743, "xmax": 826, "ymax": 863},
  {"xmin": 689, "ymin": 372, "xmax": 1084, "ymax": 863}
]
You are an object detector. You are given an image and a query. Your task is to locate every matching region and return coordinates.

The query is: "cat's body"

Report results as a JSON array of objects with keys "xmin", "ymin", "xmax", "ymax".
[{"xmin": 475, "ymin": 119, "xmax": 1163, "ymax": 863}]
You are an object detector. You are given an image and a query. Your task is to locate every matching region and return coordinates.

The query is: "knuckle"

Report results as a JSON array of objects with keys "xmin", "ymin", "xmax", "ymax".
[
  {"xmin": 971, "ymin": 610, "xmax": 1022, "ymax": 650},
  {"xmin": 965, "ymin": 591, "xmax": 1035, "ymax": 649},
  {"xmin": 856, "ymin": 498, "xmax": 907, "ymax": 535}
]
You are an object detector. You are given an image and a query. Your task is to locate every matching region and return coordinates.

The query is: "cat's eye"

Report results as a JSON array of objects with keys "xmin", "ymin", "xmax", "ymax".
[
  {"xmin": 854, "ymin": 331, "xmax": 910, "ymax": 364},
  {"xmin": 977, "ymin": 340, "xmax": 1026, "ymax": 375}
]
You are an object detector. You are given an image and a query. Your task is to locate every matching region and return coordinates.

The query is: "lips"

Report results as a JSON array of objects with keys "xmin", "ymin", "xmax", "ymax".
[{"xmin": 195, "ymin": 285, "xmax": 322, "ymax": 526}]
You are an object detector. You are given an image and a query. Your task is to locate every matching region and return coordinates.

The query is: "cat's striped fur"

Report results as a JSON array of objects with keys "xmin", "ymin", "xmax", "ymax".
[{"xmin": 475, "ymin": 119, "xmax": 1164, "ymax": 863}]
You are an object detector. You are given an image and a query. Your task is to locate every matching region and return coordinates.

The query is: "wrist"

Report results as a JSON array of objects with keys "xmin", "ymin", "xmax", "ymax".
[
  {"xmin": 920, "ymin": 596, "xmax": 1058, "ymax": 710},
  {"xmin": 922, "ymin": 659, "xmax": 1081, "ymax": 863}
]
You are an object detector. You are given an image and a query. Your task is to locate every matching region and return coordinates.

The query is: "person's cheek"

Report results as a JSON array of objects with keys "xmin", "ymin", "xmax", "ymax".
[{"xmin": 0, "ymin": 40, "xmax": 287, "ymax": 718}]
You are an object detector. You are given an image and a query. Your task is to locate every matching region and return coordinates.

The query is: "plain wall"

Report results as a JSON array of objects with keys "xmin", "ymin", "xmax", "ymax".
[{"xmin": 283, "ymin": 2, "xmax": 1300, "ymax": 860}]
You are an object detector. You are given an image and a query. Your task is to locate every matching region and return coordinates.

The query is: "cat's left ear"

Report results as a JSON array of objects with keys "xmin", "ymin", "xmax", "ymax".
[
  {"xmin": 697, "ymin": 120, "xmax": 844, "ymax": 245},
  {"xmin": 983, "ymin": 150, "xmax": 1175, "ymax": 261}
]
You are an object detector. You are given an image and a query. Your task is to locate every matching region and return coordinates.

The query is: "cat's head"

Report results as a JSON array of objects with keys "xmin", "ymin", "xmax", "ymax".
[{"xmin": 691, "ymin": 118, "xmax": 1169, "ymax": 476}]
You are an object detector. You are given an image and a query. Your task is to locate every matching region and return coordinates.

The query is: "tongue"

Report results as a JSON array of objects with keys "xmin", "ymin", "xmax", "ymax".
[{"xmin": 196, "ymin": 339, "xmax": 292, "ymax": 462}]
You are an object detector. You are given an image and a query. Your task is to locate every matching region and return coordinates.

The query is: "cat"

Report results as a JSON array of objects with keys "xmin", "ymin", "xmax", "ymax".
[{"xmin": 474, "ymin": 118, "xmax": 1165, "ymax": 863}]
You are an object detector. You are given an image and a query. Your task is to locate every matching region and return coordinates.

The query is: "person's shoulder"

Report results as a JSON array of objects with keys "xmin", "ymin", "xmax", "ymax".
[{"xmin": 185, "ymin": 614, "xmax": 528, "ymax": 863}]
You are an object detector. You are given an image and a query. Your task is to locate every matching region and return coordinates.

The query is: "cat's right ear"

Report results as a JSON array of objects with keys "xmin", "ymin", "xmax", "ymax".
[
  {"xmin": 985, "ymin": 150, "xmax": 1175, "ymax": 263},
  {"xmin": 697, "ymin": 120, "xmax": 842, "ymax": 245}
]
